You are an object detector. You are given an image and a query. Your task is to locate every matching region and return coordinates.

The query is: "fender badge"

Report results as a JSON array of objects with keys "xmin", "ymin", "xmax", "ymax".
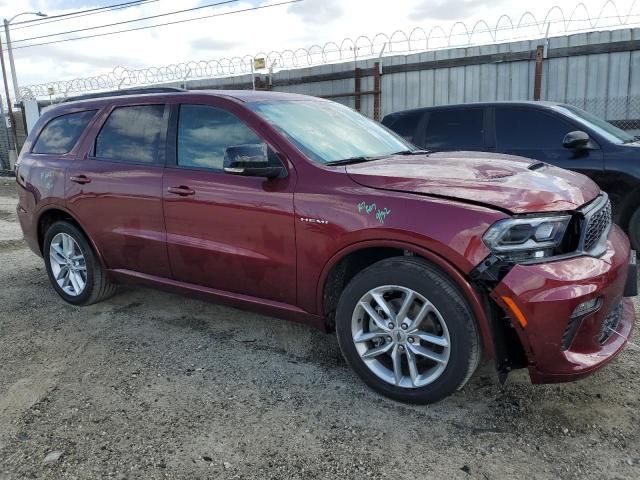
[{"xmin": 300, "ymin": 217, "xmax": 329, "ymax": 225}]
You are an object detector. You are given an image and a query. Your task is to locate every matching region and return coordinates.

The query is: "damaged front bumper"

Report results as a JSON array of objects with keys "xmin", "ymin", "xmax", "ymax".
[{"xmin": 474, "ymin": 224, "xmax": 636, "ymax": 384}]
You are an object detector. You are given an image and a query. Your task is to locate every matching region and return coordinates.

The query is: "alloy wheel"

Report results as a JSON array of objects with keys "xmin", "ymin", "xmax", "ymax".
[
  {"xmin": 49, "ymin": 232, "xmax": 87, "ymax": 297},
  {"xmin": 351, "ymin": 285, "xmax": 451, "ymax": 388}
]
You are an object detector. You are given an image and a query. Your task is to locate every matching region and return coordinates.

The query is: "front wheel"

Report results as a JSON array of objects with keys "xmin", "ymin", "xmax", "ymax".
[
  {"xmin": 335, "ymin": 257, "xmax": 481, "ymax": 404},
  {"xmin": 627, "ymin": 208, "xmax": 640, "ymax": 252}
]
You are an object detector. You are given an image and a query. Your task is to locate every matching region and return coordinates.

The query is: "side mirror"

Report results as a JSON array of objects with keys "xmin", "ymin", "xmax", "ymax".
[
  {"xmin": 223, "ymin": 144, "xmax": 284, "ymax": 179},
  {"xmin": 563, "ymin": 131, "xmax": 591, "ymax": 149}
]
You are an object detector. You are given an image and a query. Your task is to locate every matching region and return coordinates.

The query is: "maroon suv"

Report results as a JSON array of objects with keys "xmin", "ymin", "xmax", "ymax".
[{"xmin": 16, "ymin": 90, "xmax": 637, "ymax": 403}]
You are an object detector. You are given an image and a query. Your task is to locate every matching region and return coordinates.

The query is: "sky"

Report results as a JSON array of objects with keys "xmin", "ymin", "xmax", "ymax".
[{"xmin": 1, "ymin": 0, "xmax": 638, "ymax": 95}]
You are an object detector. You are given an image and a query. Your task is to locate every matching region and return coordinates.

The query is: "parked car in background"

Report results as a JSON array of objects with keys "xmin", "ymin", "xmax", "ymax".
[
  {"xmin": 382, "ymin": 101, "xmax": 640, "ymax": 250},
  {"xmin": 15, "ymin": 90, "xmax": 636, "ymax": 404}
]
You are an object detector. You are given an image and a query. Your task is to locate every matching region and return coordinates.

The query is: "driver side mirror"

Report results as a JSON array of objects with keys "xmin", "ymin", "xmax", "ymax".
[
  {"xmin": 563, "ymin": 131, "xmax": 591, "ymax": 150},
  {"xmin": 223, "ymin": 144, "xmax": 284, "ymax": 179}
]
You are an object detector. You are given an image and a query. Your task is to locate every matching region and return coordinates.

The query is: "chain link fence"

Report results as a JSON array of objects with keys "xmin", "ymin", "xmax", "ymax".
[{"xmin": 563, "ymin": 96, "xmax": 640, "ymax": 136}]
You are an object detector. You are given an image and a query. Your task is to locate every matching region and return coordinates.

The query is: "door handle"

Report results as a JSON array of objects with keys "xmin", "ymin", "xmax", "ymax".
[
  {"xmin": 167, "ymin": 186, "xmax": 195, "ymax": 196},
  {"xmin": 70, "ymin": 175, "xmax": 91, "ymax": 185}
]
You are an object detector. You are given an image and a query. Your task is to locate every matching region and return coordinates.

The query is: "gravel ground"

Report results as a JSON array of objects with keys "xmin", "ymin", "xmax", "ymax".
[{"xmin": 0, "ymin": 180, "xmax": 639, "ymax": 480}]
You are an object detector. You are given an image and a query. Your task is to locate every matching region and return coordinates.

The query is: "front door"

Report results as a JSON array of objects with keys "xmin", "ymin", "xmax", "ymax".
[
  {"xmin": 162, "ymin": 102, "xmax": 297, "ymax": 304},
  {"xmin": 66, "ymin": 103, "xmax": 171, "ymax": 278},
  {"xmin": 492, "ymin": 106, "xmax": 604, "ymax": 183}
]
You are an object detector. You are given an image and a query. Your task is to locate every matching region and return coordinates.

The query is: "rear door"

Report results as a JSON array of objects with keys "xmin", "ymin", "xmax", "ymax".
[
  {"xmin": 417, "ymin": 107, "xmax": 489, "ymax": 152},
  {"xmin": 66, "ymin": 102, "xmax": 171, "ymax": 278},
  {"xmin": 162, "ymin": 100, "xmax": 297, "ymax": 304},
  {"xmin": 24, "ymin": 108, "xmax": 98, "ymax": 212},
  {"xmin": 493, "ymin": 106, "xmax": 604, "ymax": 181}
]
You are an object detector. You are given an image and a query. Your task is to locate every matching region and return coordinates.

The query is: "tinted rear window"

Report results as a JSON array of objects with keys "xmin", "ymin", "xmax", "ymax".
[
  {"xmin": 95, "ymin": 105, "xmax": 165, "ymax": 164},
  {"xmin": 495, "ymin": 108, "xmax": 575, "ymax": 149},
  {"xmin": 384, "ymin": 111, "xmax": 423, "ymax": 143},
  {"xmin": 32, "ymin": 110, "xmax": 96, "ymax": 154},
  {"xmin": 424, "ymin": 109, "xmax": 484, "ymax": 150}
]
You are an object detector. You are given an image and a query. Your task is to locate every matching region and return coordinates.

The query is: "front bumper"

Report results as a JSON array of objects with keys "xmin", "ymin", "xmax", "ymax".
[{"xmin": 492, "ymin": 224, "xmax": 635, "ymax": 384}]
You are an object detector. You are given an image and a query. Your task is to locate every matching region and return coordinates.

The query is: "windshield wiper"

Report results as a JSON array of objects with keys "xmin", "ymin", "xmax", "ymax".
[
  {"xmin": 325, "ymin": 155, "xmax": 383, "ymax": 166},
  {"xmin": 393, "ymin": 149, "xmax": 430, "ymax": 155},
  {"xmin": 325, "ymin": 150, "xmax": 429, "ymax": 166}
]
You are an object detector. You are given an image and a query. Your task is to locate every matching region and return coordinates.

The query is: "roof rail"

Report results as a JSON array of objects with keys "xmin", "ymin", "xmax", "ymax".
[{"xmin": 61, "ymin": 86, "xmax": 186, "ymax": 103}]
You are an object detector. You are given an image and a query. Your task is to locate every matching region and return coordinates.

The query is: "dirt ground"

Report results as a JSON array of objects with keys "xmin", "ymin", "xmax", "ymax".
[{"xmin": 0, "ymin": 179, "xmax": 639, "ymax": 480}]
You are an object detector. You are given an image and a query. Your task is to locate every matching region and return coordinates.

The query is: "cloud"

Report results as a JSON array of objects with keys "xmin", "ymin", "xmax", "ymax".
[
  {"xmin": 12, "ymin": 0, "xmax": 580, "ymax": 94},
  {"xmin": 410, "ymin": 0, "xmax": 507, "ymax": 21},
  {"xmin": 288, "ymin": 0, "xmax": 343, "ymax": 24},
  {"xmin": 190, "ymin": 37, "xmax": 238, "ymax": 52},
  {"xmin": 25, "ymin": 45, "xmax": 132, "ymax": 69}
]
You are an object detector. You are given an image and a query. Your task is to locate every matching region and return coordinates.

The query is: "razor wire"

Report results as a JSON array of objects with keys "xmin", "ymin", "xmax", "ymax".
[{"xmin": 20, "ymin": 0, "xmax": 640, "ymax": 99}]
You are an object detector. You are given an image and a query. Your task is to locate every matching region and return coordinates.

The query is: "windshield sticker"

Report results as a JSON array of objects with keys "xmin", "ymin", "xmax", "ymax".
[{"xmin": 357, "ymin": 201, "xmax": 392, "ymax": 224}]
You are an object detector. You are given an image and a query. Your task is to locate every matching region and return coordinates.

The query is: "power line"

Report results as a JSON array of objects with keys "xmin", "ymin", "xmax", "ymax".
[
  {"xmin": 11, "ymin": 0, "xmax": 155, "ymax": 29},
  {"xmin": 11, "ymin": 1, "xmax": 160, "ymax": 32},
  {"xmin": 8, "ymin": 0, "xmax": 303, "ymax": 51},
  {"xmin": 12, "ymin": 0, "xmax": 238, "ymax": 44}
]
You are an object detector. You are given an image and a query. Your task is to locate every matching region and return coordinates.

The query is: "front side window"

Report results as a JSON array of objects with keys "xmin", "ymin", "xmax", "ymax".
[
  {"xmin": 424, "ymin": 109, "xmax": 484, "ymax": 151},
  {"xmin": 177, "ymin": 104, "xmax": 271, "ymax": 171},
  {"xmin": 95, "ymin": 105, "xmax": 165, "ymax": 164},
  {"xmin": 496, "ymin": 108, "xmax": 574, "ymax": 150},
  {"xmin": 248, "ymin": 100, "xmax": 411, "ymax": 164},
  {"xmin": 32, "ymin": 110, "xmax": 96, "ymax": 154}
]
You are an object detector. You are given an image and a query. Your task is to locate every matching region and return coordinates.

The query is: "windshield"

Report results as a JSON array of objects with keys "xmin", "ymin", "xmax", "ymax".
[
  {"xmin": 248, "ymin": 100, "xmax": 413, "ymax": 164},
  {"xmin": 554, "ymin": 104, "xmax": 636, "ymax": 144}
]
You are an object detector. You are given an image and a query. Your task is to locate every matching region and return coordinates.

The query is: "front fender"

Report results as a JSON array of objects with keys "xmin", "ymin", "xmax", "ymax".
[{"xmin": 315, "ymin": 239, "xmax": 496, "ymax": 359}]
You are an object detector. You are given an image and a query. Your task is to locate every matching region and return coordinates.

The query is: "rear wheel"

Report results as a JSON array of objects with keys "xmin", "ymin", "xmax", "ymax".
[
  {"xmin": 44, "ymin": 221, "xmax": 117, "ymax": 305},
  {"xmin": 335, "ymin": 257, "xmax": 480, "ymax": 404}
]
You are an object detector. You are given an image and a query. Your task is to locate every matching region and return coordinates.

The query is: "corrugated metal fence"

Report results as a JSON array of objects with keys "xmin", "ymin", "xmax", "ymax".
[
  {"xmin": 4, "ymin": 26, "xmax": 640, "ymax": 168},
  {"xmin": 180, "ymin": 27, "xmax": 640, "ymax": 133}
]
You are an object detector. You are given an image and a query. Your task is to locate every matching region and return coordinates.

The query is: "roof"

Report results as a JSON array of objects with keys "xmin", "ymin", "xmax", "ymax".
[
  {"xmin": 39, "ymin": 88, "xmax": 317, "ymax": 117},
  {"xmin": 57, "ymin": 88, "xmax": 312, "ymax": 106},
  {"xmin": 383, "ymin": 100, "xmax": 566, "ymax": 117}
]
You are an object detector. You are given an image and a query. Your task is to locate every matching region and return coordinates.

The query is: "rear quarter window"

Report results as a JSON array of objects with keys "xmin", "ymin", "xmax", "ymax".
[{"xmin": 32, "ymin": 110, "xmax": 97, "ymax": 154}]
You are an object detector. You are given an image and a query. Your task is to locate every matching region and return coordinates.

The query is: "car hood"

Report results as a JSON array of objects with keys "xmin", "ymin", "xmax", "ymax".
[{"xmin": 346, "ymin": 151, "xmax": 600, "ymax": 214}]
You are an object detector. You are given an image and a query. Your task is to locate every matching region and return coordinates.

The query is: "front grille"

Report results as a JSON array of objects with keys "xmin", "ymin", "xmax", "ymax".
[
  {"xmin": 598, "ymin": 300, "xmax": 623, "ymax": 344},
  {"xmin": 583, "ymin": 199, "xmax": 612, "ymax": 251}
]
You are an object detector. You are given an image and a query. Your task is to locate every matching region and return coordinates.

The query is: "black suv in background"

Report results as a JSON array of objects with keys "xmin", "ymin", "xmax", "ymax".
[{"xmin": 382, "ymin": 101, "xmax": 640, "ymax": 249}]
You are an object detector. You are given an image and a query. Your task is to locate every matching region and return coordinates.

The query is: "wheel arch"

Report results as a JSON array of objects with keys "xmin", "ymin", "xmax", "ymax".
[
  {"xmin": 36, "ymin": 206, "xmax": 108, "ymax": 270},
  {"xmin": 317, "ymin": 240, "xmax": 496, "ymax": 359},
  {"xmin": 617, "ymin": 186, "xmax": 640, "ymax": 231}
]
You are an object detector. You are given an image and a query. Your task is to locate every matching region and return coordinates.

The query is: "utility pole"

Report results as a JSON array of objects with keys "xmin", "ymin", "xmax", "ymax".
[
  {"xmin": 0, "ymin": 31, "xmax": 17, "ymax": 170},
  {"xmin": 3, "ymin": 19, "xmax": 20, "ymax": 104},
  {"xmin": 1, "ymin": 11, "xmax": 47, "ymax": 169},
  {"xmin": 4, "ymin": 12, "xmax": 46, "ymax": 103}
]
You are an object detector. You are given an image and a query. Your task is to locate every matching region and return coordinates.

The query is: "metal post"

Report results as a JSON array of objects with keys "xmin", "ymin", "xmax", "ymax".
[
  {"xmin": 0, "ymin": 29, "xmax": 17, "ymax": 169},
  {"xmin": 354, "ymin": 67, "xmax": 362, "ymax": 112},
  {"xmin": 4, "ymin": 19, "xmax": 20, "ymax": 103},
  {"xmin": 182, "ymin": 67, "xmax": 191, "ymax": 90},
  {"xmin": 373, "ymin": 62, "xmax": 382, "ymax": 121},
  {"xmin": 533, "ymin": 45, "xmax": 545, "ymax": 101},
  {"xmin": 251, "ymin": 62, "xmax": 255, "ymax": 90}
]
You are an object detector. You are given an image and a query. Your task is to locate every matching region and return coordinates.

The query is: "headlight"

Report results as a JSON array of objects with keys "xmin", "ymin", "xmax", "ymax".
[{"xmin": 483, "ymin": 215, "xmax": 571, "ymax": 262}]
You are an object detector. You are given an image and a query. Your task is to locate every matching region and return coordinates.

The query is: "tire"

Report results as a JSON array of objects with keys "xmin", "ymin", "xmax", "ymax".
[
  {"xmin": 627, "ymin": 208, "xmax": 640, "ymax": 252},
  {"xmin": 335, "ymin": 256, "xmax": 481, "ymax": 404},
  {"xmin": 43, "ymin": 220, "xmax": 117, "ymax": 306}
]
